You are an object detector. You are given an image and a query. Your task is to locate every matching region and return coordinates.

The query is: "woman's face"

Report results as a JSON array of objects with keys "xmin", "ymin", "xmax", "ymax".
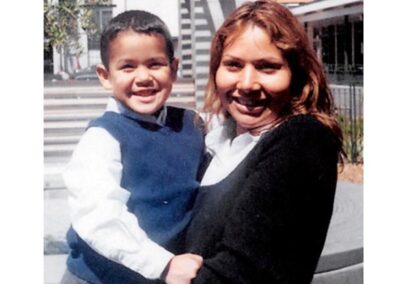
[{"xmin": 215, "ymin": 24, "xmax": 292, "ymax": 135}]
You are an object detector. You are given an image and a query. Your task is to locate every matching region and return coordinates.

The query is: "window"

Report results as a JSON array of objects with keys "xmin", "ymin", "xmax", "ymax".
[{"xmin": 87, "ymin": 7, "xmax": 113, "ymax": 50}]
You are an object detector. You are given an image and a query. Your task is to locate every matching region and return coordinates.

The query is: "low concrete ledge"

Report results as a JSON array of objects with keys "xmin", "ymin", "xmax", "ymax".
[
  {"xmin": 44, "ymin": 182, "xmax": 363, "ymax": 283},
  {"xmin": 44, "ymin": 254, "xmax": 68, "ymax": 284},
  {"xmin": 315, "ymin": 182, "xmax": 363, "ymax": 278},
  {"xmin": 313, "ymin": 263, "xmax": 363, "ymax": 284}
]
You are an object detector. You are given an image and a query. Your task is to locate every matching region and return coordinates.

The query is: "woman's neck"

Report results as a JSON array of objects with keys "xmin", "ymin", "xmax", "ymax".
[{"xmin": 235, "ymin": 116, "xmax": 287, "ymax": 137}]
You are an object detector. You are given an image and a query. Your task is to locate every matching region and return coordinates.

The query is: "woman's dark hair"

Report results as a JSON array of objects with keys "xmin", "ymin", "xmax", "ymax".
[{"xmin": 204, "ymin": 0, "xmax": 344, "ymax": 160}]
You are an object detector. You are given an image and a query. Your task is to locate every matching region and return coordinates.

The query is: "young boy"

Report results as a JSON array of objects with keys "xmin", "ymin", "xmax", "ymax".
[{"xmin": 61, "ymin": 10, "xmax": 203, "ymax": 284}]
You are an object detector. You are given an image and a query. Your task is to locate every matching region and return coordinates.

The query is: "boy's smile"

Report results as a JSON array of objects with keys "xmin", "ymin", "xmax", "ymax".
[{"xmin": 96, "ymin": 30, "xmax": 178, "ymax": 115}]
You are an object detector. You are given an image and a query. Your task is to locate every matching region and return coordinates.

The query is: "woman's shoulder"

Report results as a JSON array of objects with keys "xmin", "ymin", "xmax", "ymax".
[
  {"xmin": 273, "ymin": 114, "xmax": 333, "ymax": 139},
  {"xmin": 258, "ymin": 114, "xmax": 338, "ymax": 153},
  {"xmin": 281, "ymin": 114, "xmax": 326, "ymax": 131}
]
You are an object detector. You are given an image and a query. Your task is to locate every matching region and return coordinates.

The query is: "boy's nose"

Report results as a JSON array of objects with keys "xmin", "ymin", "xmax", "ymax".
[
  {"xmin": 135, "ymin": 66, "xmax": 152, "ymax": 83},
  {"xmin": 236, "ymin": 66, "xmax": 261, "ymax": 92}
]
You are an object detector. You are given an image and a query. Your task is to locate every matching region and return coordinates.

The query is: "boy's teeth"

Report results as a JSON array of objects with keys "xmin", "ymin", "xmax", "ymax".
[{"xmin": 136, "ymin": 90, "xmax": 154, "ymax": 96}]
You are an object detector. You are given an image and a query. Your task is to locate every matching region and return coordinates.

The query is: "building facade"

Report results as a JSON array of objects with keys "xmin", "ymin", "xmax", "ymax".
[
  {"xmin": 46, "ymin": 0, "xmax": 363, "ymax": 98},
  {"xmin": 291, "ymin": 0, "xmax": 363, "ymax": 84},
  {"xmin": 179, "ymin": 0, "xmax": 363, "ymax": 107}
]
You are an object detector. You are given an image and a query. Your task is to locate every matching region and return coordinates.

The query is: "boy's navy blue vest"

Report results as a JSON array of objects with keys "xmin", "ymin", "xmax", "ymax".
[{"xmin": 66, "ymin": 106, "xmax": 204, "ymax": 283}]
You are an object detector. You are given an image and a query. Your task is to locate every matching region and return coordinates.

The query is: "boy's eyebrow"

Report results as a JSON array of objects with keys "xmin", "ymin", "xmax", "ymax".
[
  {"xmin": 146, "ymin": 57, "xmax": 169, "ymax": 62},
  {"xmin": 114, "ymin": 58, "xmax": 136, "ymax": 66},
  {"xmin": 115, "ymin": 56, "xmax": 169, "ymax": 64}
]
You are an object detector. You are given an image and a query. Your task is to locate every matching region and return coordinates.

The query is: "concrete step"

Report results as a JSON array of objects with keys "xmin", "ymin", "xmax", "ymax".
[
  {"xmin": 44, "ymin": 98, "xmax": 109, "ymax": 107},
  {"xmin": 44, "ymin": 144, "xmax": 76, "ymax": 153},
  {"xmin": 45, "ymin": 156, "xmax": 71, "ymax": 165},
  {"xmin": 44, "ymin": 92, "xmax": 109, "ymax": 99},
  {"xmin": 44, "ymin": 120, "xmax": 89, "ymax": 129},
  {"xmin": 44, "ymin": 97, "xmax": 193, "ymax": 108},
  {"xmin": 44, "ymin": 135, "xmax": 82, "ymax": 145},
  {"xmin": 43, "ymin": 83, "xmax": 197, "ymax": 178},
  {"xmin": 44, "ymin": 127, "xmax": 86, "ymax": 136},
  {"xmin": 44, "ymin": 109, "xmax": 104, "ymax": 121},
  {"xmin": 44, "ymin": 84, "xmax": 194, "ymax": 97},
  {"xmin": 44, "ymin": 150, "xmax": 74, "ymax": 161}
]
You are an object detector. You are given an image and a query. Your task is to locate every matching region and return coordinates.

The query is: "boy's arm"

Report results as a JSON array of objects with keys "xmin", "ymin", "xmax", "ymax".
[{"xmin": 63, "ymin": 127, "xmax": 173, "ymax": 279}]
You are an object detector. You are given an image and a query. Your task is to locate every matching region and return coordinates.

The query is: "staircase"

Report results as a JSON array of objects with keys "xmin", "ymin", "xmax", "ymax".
[
  {"xmin": 179, "ymin": 0, "xmax": 237, "ymax": 108},
  {"xmin": 44, "ymin": 80, "xmax": 195, "ymax": 189}
]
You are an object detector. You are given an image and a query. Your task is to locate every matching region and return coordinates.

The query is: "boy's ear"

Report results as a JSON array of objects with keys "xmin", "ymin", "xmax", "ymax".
[
  {"xmin": 96, "ymin": 64, "xmax": 112, "ymax": 89},
  {"xmin": 171, "ymin": 58, "xmax": 179, "ymax": 81}
]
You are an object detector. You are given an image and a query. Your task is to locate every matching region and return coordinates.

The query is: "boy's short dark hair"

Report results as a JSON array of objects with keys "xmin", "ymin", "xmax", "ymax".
[{"xmin": 100, "ymin": 10, "xmax": 175, "ymax": 68}]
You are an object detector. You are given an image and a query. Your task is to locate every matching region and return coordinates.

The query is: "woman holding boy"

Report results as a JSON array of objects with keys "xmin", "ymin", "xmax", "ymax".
[
  {"xmin": 166, "ymin": 1, "xmax": 344, "ymax": 283},
  {"xmin": 63, "ymin": 1, "xmax": 343, "ymax": 283}
]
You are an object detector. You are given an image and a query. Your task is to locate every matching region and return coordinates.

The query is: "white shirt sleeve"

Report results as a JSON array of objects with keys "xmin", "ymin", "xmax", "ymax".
[{"xmin": 63, "ymin": 127, "xmax": 174, "ymax": 279}]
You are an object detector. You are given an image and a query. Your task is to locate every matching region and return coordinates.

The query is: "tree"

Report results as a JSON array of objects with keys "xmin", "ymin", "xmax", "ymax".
[{"xmin": 44, "ymin": 0, "xmax": 97, "ymax": 74}]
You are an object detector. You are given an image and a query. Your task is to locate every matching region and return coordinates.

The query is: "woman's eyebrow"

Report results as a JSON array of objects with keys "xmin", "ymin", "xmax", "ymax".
[
  {"xmin": 221, "ymin": 54, "xmax": 240, "ymax": 60},
  {"xmin": 222, "ymin": 54, "xmax": 284, "ymax": 64},
  {"xmin": 253, "ymin": 58, "xmax": 285, "ymax": 65}
]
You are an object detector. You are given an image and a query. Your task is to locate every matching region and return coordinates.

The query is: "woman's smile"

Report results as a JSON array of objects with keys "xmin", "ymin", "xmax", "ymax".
[{"xmin": 230, "ymin": 94, "xmax": 271, "ymax": 115}]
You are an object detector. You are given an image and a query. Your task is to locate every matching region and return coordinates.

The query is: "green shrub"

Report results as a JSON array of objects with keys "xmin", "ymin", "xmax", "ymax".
[{"xmin": 337, "ymin": 114, "xmax": 363, "ymax": 163}]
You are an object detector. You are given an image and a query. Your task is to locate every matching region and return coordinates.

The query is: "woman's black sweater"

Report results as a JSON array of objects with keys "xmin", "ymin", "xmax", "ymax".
[{"xmin": 185, "ymin": 115, "xmax": 340, "ymax": 284}]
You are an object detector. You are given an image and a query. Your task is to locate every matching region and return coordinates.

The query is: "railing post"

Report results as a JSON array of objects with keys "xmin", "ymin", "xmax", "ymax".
[{"xmin": 350, "ymin": 83, "xmax": 357, "ymax": 163}]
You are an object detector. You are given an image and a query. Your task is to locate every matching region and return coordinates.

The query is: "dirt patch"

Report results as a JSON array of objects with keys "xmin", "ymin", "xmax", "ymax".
[{"xmin": 338, "ymin": 163, "xmax": 363, "ymax": 184}]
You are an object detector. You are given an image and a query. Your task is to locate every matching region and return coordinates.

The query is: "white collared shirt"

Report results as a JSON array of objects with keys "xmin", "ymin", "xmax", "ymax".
[
  {"xmin": 63, "ymin": 97, "xmax": 173, "ymax": 279},
  {"xmin": 201, "ymin": 118, "xmax": 261, "ymax": 186}
]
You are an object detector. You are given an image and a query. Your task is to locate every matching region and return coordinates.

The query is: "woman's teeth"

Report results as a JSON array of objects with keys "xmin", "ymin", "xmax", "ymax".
[{"xmin": 234, "ymin": 97, "xmax": 267, "ymax": 107}]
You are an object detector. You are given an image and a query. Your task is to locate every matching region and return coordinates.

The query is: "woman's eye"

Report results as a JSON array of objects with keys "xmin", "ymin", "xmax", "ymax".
[
  {"xmin": 222, "ymin": 60, "xmax": 242, "ymax": 70},
  {"xmin": 256, "ymin": 62, "xmax": 282, "ymax": 72}
]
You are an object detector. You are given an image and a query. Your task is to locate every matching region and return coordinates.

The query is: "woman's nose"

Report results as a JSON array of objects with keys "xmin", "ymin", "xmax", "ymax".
[{"xmin": 236, "ymin": 66, "xmax": 261, "ymax": 92}]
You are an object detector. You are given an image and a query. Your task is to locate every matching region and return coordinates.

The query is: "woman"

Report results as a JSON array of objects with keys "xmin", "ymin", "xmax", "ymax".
[{"xmin": 167, "ymin": 1, "xmax": 344, "ymax": 283}]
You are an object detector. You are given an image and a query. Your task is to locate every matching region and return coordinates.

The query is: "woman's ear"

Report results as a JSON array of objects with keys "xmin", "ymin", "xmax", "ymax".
[
  {"xmin": 96, "ymin": 64, "xmax": 112, "ymax": 89},
  {"xmin": 170, "ymin": 58, "xmax": 179, "ymax": 81}
]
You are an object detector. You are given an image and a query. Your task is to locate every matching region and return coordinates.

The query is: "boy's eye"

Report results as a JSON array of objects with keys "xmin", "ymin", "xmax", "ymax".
[
  {"xmin": 121, "ymin": 64, "xmax": 135, "ymax": 71},
  {"xmin": 148, "ymin": 61, "xmax": 167, "ymax": 69}
]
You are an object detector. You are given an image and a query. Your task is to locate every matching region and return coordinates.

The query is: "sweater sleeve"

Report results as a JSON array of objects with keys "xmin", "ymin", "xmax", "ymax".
[
  {"xmin": 63, "ymin": 127, "xmax": 174, "ymax": 279},
  {"xmin": 193, "ymin": 117, "xmax": 339, "ymax": 284}
]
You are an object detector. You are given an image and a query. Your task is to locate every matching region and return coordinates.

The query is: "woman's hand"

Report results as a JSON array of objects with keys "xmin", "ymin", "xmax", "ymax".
[{"xmin": 165, "ymin": 253, "xmax": 203, "ymax": 284}]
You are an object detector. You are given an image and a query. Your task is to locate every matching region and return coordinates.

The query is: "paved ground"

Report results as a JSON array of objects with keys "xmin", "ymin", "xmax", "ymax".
[{"xmin": 44, "ymin": 181, "xmax": 363, "ymax": 284}]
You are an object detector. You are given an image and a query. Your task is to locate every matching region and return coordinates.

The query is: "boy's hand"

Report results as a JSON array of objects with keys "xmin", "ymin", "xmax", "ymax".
[{"xmin": 165, "ymin": 253, "xmax": 203, "ymax": 284}]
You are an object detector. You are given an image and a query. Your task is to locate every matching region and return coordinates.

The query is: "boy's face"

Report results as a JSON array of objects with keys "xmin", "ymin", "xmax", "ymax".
[{"xmin": 97, "ymin": 30, "xmax": 178, "ymax": 115}]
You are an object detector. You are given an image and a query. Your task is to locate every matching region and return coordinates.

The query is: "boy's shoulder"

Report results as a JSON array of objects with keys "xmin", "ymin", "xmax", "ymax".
[
  {"xmin": 165, "ymin": 106, "xmax": 196, "ymax": 121},
  {"xmin": 165, "ymin": 106, "xmax": 205, "ymax": 135},
  {"xmin": 165, "ymin": 105, "xmax": 194, "ymax": 114},
  {"xmin": 89, "ymin": 111, "xmax": 120, "ymax": 125}
]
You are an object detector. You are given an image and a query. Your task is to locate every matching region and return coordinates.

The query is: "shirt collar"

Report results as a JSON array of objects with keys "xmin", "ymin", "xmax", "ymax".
[
  {"xmin": 205, "ymin": 117, "xmax": 260, "ymax": 155},
  {"xmin": 106, "ymin": 96, "xmax": 167, "ymax": 126}
]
